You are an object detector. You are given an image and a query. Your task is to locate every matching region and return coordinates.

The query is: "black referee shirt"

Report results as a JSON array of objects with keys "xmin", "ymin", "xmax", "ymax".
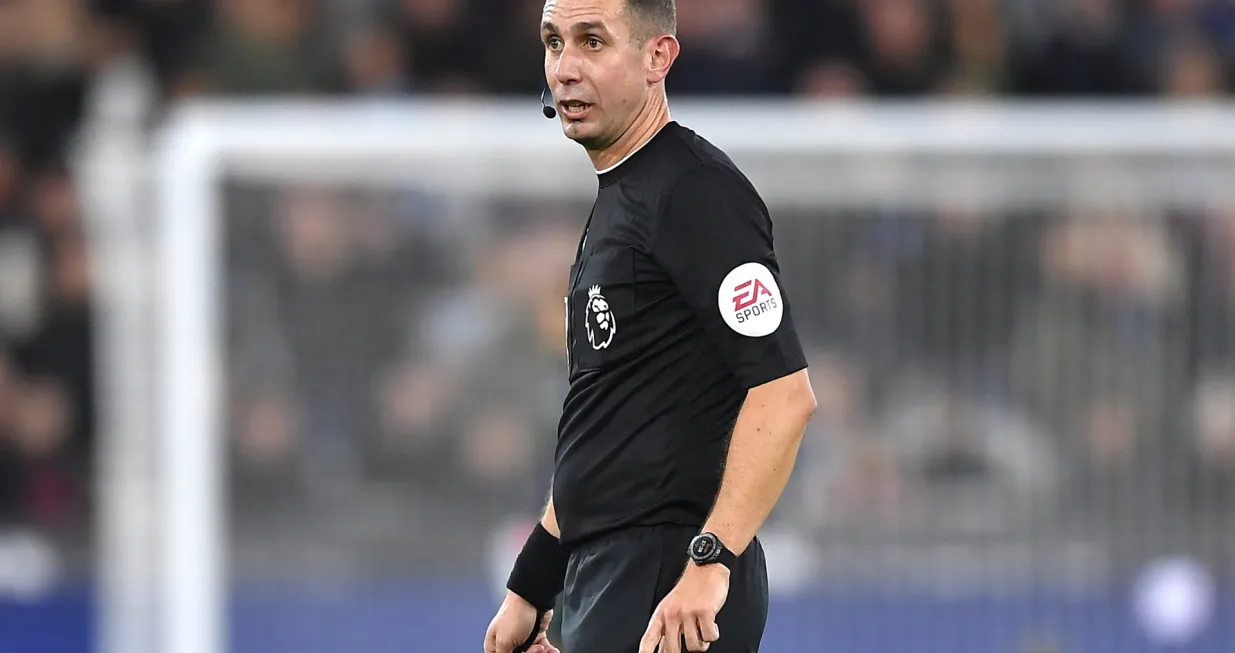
[{"xmin": 552, "ymin": 121, "xmax": 808, "ymax": 548}]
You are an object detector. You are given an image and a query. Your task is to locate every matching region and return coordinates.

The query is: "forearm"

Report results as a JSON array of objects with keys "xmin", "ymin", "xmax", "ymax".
[
  {"xmin": 540, "ymin": 494, "xmax": 560, "ymax": 539},
  {"xmin": 702, "ymin": 372, "xmax": 815, "ymax": 555},
  {"xmin": 506, "ymin": 485, "xmax": 568, "ymax": 610}
]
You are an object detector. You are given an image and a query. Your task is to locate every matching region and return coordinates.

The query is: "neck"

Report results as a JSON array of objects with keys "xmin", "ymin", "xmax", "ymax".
[{"xmin": 589, "ymin": 91, "xmax": 671, "ymax": 172}]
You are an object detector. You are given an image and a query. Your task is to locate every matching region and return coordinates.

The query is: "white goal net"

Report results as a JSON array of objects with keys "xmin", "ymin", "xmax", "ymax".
[{"xmin": 95, "ymin": 100, "xmax": 1235, "ymax": 653}]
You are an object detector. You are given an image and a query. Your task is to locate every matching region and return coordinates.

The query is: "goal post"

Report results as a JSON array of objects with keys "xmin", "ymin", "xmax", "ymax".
[
  {"xmin": 155, "ymin": 115, "xmax": 224, "ymax": 653},
  {"xmin": 114, "ymin": 99, "xmax": 1235, "ymax": 653}
]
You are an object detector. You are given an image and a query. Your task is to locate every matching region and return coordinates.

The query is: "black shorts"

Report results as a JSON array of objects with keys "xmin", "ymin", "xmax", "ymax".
[{"xmin": 559, "ymin": 525, "xmax": 769, "ymax": 653}]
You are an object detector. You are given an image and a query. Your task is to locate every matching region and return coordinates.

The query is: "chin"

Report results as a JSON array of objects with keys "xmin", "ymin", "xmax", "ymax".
[{"xmin": 563, "ymin": 123, "xmax": 608, "ymax": 150}]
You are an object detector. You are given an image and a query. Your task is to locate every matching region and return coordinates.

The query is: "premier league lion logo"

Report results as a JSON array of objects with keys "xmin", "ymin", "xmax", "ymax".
[{"xmin": 585, "ymin": 285, "xmax": 616, "ymax": 350}]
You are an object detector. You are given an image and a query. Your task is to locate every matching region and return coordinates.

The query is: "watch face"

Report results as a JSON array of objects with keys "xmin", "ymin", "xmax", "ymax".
[{"xmin": 691, "ymin": 534, "xmax": 718, "ymax": 561}]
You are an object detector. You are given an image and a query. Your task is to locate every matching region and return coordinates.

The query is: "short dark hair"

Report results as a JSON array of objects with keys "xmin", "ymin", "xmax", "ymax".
[{"xmin": 625, "ymin": 0, "xmax": 676, "ymax": 42}]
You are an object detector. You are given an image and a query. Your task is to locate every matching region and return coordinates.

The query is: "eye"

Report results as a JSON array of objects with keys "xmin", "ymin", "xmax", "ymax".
[
  {"xmin": 546, "ymin": 36, "xmax": 563, "ymax": 51},
  {"xmin": 585, "ymin": 36, "xmax": 603, "ymax": 50}
]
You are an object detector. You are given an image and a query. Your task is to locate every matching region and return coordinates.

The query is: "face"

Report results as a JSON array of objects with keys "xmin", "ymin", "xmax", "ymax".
[{"xmin": 541, "ymin": 0, "xmax": 671, "ymax": 150}]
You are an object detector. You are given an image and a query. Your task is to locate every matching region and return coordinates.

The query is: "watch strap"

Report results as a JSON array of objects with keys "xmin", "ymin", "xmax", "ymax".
[
  {"xmin": 713, "ymin": 543, "xmax": 738, "ymax": 569},
  {"xmin": 690, "ymin": 532, "xmax": 738, "ymax": 569}
]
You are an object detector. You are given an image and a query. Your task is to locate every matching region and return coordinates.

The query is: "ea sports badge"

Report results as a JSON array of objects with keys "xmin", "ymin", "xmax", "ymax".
[{"xmin": 718, "ymin": 262, "xmax": 783, "ymax": 337}]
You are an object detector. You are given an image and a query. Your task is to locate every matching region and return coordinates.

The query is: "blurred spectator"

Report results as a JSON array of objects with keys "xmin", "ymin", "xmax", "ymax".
[
  {"xmin": 1011, "ymin": 214, "xmax": 1189, "ymax": 442},
  {"xmin": 669, "ymin": 0, "xmax": 781, "ymax": 93},
  {"xmin": 1010, "ymin": 0, "xmax": 1145, "ymax": 95},
  {"xmin": 1125, "ymin": 0, "xmax": 1235, "ymax": 92},
  {"xmin": 1186, "ymin": 210, "xmax": 1235, "ymax": 373},
  {"xmin": 1179, "ymin": 371, "xmax": 1235, "ymax": 566},
  {"xmin": 0, "ymin": 0, "xmax": 89, "ymax": 169},
  {"xmin": 396, "ymin": 0, "xmax": 490, "ymax": 94},
  {"xmin": 857, "ymin": 0, "xmax": 953, "ymax": 95},
  {"xmin": 794, "ymin": 59, "xmax": 867, "ymax": 97},
  {"xmin": 176, "ymin": 0, "xmax": 335, "ymax": 96},
  {"xmin": 1068, "ymin": 398, "xmax": 1146, "ymax": 529},
  {"xmin": 879, "ymin": 373, "xmax": 1060, "ymax": 535},
  {"xmin": 894, "ymin": 206, "xmax": 1038, "ymax": 374},
  {"xmin": 945, "ymin": 0, "xmax": 1009, "ymax": 94},
  {"xmin": 794, "ymin": 348, "xmax": 908, "ymax": 534},
  {"xmin": 11, "ymin": 377, "xmax": 79, "ymax": 527},
  {"xmin": 0, "ymin": 354, "xmax": 22, "ymax": 521},
  {"xmin": 1179, "ymin": 375, "xmax": 1235, "ymax": 568},
  {"xmin": 248, "ymin": 188, "xmax": 412, "ymax": 483},
  {"xmin": 1157, "ymin": 31, "xmax": 1228, "ymax": 96},
  {"xmin": 343, "ymin": 22, "xmax": 412, "ymax": 96}
]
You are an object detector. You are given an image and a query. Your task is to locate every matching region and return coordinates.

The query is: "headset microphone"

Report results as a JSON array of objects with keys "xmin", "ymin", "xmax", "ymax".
[{"xmin": 540, "ymin": 88, "xmax": 557, "ymax": 119}]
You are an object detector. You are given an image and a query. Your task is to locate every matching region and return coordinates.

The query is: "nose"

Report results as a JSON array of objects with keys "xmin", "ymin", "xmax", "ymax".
[{"xmin": 552, "ymin": 47, "xmax": 583, "ymax": 87}]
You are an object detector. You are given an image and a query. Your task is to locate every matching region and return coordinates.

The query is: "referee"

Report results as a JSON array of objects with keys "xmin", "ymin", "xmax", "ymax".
[{"xmin": 483, "ymin": 1, "xmax": 817, "ymax": 652}]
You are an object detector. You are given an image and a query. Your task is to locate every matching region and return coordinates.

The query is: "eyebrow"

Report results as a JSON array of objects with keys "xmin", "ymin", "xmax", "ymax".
[{"xmin": 541, "ymin": 20, "xmax": 611, "ymax": 36}]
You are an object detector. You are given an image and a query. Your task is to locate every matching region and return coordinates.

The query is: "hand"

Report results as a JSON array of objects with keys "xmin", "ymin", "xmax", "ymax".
[
  {"xmin": 484, "ymin": 591, "xmax": 560, "ymax": 653},
  {"xmin": 639, "ymin": 563, "xmax": 730, "ymax": 653}
]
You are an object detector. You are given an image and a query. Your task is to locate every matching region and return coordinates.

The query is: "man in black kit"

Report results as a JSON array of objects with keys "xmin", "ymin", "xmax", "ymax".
[{"xmin": 483, "ymin": 1, "xmax": 817, "ymax": 652}]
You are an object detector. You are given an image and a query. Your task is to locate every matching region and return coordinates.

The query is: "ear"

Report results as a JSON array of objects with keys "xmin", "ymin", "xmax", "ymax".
[{"xmin": 646, "ymin": 34, "xmax": 680, "ymax": 85}]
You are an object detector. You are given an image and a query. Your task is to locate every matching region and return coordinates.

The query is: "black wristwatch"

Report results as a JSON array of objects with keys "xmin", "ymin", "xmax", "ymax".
[{"xmin": 688, "ymin": 532, "xmax": 738, "ymax": 570}]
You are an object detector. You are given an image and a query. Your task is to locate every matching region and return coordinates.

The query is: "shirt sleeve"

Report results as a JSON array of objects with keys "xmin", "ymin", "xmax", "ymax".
[{"xmin": 651, "ymin": 164, "xmax": 808, "ymax": 389}]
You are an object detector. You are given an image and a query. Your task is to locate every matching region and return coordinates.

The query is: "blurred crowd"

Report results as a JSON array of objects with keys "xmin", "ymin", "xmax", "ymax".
[
  {"xmin": 779, "ymin": 206, "xmax": 1235, "ymax": 577},
  {"xmin": 6, "ymin": 0, "xmax": 1235, "ymax": 112},
  {"xmin": 222, "ymin": 189, "xmax": 580, "ymax": 577},
  {"xmin": 0, "ymin": 148, "xmax": 94, "ymax": 544},
  {"xmin": 2, "ymin": 0, "xmax": 1235, "ymax": 584},
  {"xmin": 216, "ymin": 185, "xmax": 1235, "ymax": 582}
]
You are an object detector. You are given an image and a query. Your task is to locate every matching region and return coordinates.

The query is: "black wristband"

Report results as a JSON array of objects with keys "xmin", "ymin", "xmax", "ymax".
[{"xmin": 506, "ymin": 523, "xmax": 569, "ymax": 612}]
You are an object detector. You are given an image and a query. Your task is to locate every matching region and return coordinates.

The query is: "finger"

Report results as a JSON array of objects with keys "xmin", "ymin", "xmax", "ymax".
[
  {"xmin": 682, "ymin": 614, "xmax": 706, "ymax": 652},
  {"xmin": 532, "ymin": 631, "xmax": 556, "ymax": 650},
  {"xmin": 512, "ymin": 608, "xmax": 547, "ymax": 653},
  {"xmin": 484, "ymin": 624, "xmax": 500, "ymax": 653},
  {"xmin": 699, "ymin": 617, "xmax": 720, "ymax": 644},
  {"xmin": 662, "ymin": 613, "xmax": 683, "ymax": 653},
  {"xmin": 639, "ymin": 614, "xmax": 664, "ymax": 653},
  {"xmin": 516, "ymin": 612, "xmax": 552, "ymax": 653}
]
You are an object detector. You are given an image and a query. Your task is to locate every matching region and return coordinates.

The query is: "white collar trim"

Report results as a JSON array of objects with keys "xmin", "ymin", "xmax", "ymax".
[{"xmin": 595, "ymin": 122, "xmax": 670, "ymax": 176}]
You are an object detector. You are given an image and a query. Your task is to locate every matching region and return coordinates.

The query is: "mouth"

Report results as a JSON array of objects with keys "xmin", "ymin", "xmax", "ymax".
[{"xmin": 558, "ymin": 100, "xmax": 592, "ymax": 120}]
